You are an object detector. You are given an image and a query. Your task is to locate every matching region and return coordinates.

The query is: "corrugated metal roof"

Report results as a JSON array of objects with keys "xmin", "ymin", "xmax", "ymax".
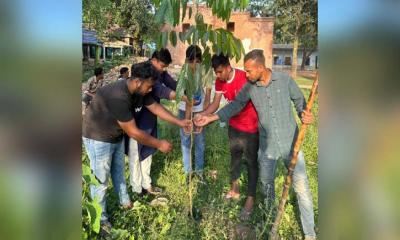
[{"xmin": 82, "ymin": 28, "xmax": 102, "ymax": 45}]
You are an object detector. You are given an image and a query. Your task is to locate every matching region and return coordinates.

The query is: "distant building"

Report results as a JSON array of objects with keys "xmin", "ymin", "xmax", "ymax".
[
  {"xmin": 82, "ymin": 27, "xmax": 135, "ymax": 62},
  {"xmin": 272, "ymin": 44, "xmax": 318, "ymax": 70},
  {"xmin": 164, "ymin": 4, "xmax": 275, "ymax": 68}
]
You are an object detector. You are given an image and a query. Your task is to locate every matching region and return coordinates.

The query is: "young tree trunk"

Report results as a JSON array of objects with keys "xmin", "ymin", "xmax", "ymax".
[
  {"xmin": 300, "ymin": 45, "xmax": 307, "ymax": 71},
  {"xmin": 269, "ymin": 73, "xmax": 319, "ymax": 240},
  {"xmin": 291, "ymin": 37, "xmax": 299, "ymax": 78}
]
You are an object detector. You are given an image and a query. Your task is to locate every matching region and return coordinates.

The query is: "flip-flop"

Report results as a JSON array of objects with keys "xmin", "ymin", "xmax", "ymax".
[
  {"xmin": 225, "ymin": 191, "xmax": 240, "ymax": 200},
  {"xmin": 239, "ymin": 208, "xmax": 253, "ymax": 221}
]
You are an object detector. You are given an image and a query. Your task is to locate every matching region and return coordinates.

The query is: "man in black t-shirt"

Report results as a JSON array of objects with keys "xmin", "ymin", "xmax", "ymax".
[{"xmin": 82, "ymin": 62, "xmax": 191, "ymax": 227}]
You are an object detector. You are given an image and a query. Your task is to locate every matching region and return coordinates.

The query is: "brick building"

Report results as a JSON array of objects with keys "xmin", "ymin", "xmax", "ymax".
[{"xmin": 165, "ymin": 4, "xmax": 275, "ymax": 68}]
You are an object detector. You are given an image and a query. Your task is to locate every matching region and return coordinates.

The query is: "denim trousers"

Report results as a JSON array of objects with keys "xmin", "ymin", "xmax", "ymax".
[
  {"xmin": 83, "ymin": 137, "xmax": 131, "ymax": 221},
  {"xmin": 178, "ymin": 110, "xmax": 205, "ymax": 173},
  {"xmin": 259, "ymin": 151, "xmax": 316, "ymax": 237}
]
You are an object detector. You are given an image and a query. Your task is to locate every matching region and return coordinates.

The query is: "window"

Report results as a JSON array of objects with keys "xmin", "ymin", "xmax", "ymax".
[
  {"xmin": 227, "ymin": 22, "xmax": 235, "ymax": 32},
  {"xmin": 182, "ymin": 23, "xmax": 190, "ymax": 33},
  {"xmin": 273, "ymin": 56, "xmax": 279, "ymax": 65},
  {"xmin": 305, "ymin": 56, "xmax": 310, "ymax": 66},
  {"xmin": 284, "ymin": 56, "xmax": 291, "ymax": 65}
]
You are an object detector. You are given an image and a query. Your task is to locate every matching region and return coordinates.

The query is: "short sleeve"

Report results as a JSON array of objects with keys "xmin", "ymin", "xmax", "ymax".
[
  {"xmin": 143, "ymin": 95, "xmax": 155, "ymax": 106},
  {"xmin": 215, "ymin": 79, "xmax": 224, "ymax": 93},
  {"xmin": 107, "ymin": 99, "xmax": 133, "ymax": 122},
  {"xmin": 152, "ymin": 81, "xmax": 173, "ymax": 100}
]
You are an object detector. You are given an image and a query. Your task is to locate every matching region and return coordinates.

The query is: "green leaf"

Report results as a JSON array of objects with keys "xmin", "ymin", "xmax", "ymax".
[
  {"xmin": 156, "ymin": 32, "xmax": 163, "ymax": 49},
  {"xmin": 85, "ymin": 200, "xmax": 102, "ymax": 233},
  {"xmin": 189, "ymin": 7, "xmax": 192, "ymax": 19},
  {"xmin": 181, "ymin": 0, "xmax": 187, "ymax": 21},
  {"xmin": 193, "ymin": 29, "xmax": 199, "ymax": 44},
  {"xmin": 165, "ymin": 0, "xmax": 174, "ymax": 25},
  {"xmin": 154, "ymin": 0, "xmax": 168, "ymax": 24},
  {"xmin": 162, "ymin": 31, "xmax": 168, "ymax": 48},
  {"xmin": 82, "ymin": 164, "xmax": 99, "ymax": 186},
  {"xmin": 179, "ymin": 31, "xmax": 185, "ymax": 42},
  {"xmin": 169, "ymin": 31, "xmax": 177, "ymax": 47}
]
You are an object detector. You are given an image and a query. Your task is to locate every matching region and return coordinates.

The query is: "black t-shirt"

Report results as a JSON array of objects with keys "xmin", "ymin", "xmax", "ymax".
[{"xmin": 82, "ymin": 80, "xmax": 155, "ymax": 143}]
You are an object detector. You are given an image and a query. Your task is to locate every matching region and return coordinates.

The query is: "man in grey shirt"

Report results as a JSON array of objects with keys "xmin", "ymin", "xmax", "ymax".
[{"xmin": 194, "ymin": 50, "xmax": 316, "ymax": 239}]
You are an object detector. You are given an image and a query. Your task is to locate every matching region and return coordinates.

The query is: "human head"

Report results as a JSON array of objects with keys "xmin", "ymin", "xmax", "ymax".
[
  {"xmin": 211, "ymin": 53, "xmax": 232, "ymax": 81},
  {"xmin": 119, "ymin": 67, "xmax": 129, "ymax": 79},
  {"xmin": 94, "ymin": 67, "xmax": 103, "ymax": 79},
  {"xmin": 129, "ymin": 61, "xmax": 159, "ymax": 95},
  {"xmin": 185, "ymin": 45, "xmax": 202, "ymax": 70},
  {"xmin": 151, "ymin": 48, "xmax": 172, "ymax": 72},
  {"xmin": 243, "ymin": 49, "xmax": 266, "ymax": 83}
]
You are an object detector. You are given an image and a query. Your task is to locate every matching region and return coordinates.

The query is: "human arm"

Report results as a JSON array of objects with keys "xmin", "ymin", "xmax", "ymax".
[
  {"xmin": 145, "ymin": 102, "xmax": 192, "ymax": 128},
  {"xmin": 118, "ymin": 119, "xmax": 172, "ymax": 153},
  {"xmin": 288, "ymin": 75, "xmax": 314, "ymax": 124},
  {"xmin": 201, "ymin": 92, "xmax": 223, "ymax": 115}
]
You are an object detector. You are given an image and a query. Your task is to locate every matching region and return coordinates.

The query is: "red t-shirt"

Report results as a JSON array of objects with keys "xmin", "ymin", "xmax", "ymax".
[{"xmin": 215, "ymin": 69, "xmax": 258, "ymax": 133}]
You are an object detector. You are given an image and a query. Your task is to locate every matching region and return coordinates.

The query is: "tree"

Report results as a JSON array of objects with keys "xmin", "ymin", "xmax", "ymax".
[
  {"xmin": 114, "ymin": 0, "xmax": 159, "ymax": 52},
  {"xmin": 249, "ymin": 0, "xmax": 317, "ymax": 77},
  {"xmin": 83, "ymin": 0, "xmax": 114, "ymax": 65}
]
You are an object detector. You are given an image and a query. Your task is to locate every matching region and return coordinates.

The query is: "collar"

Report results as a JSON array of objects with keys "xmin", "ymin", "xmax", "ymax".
[
  {"xmin": 226, "ymin": 68, "xmax": 236, "ymax": 84},
  {"xmin": 255, "ymin": 70, "xmax": 277, "ymax": 87}
]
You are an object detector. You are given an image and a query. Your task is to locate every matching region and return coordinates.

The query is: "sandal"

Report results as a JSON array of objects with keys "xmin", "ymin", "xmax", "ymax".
[
  {"xmin": 239, "ymin": 208, "xmax": 253, "ymax": 221},
  {"xmin": 225, "ymin": 190, "xmax": 240, "ymax": 200},
  {"xmin": 144, "ymin": 186, "xmax": 163, "ymax": 195}
]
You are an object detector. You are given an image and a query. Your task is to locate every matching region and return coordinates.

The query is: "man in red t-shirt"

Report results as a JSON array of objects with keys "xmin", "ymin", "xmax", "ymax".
[{"xmin": 199, "ymin": 54, "xmax": 259, "ymax": 220}]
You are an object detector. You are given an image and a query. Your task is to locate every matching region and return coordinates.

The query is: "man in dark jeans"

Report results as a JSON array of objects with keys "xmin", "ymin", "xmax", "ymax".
[
  {"xmin": 200, "ymin": 54, "xmax": 259, "ymax": 220},
  {"xmin": 194, "ymin": 50, "xmax": 316, "ymax": 239}
]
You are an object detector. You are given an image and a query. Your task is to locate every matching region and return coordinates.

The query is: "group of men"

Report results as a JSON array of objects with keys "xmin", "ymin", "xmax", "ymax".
[{"xmin": 82, "ymin": 46, "xmax": 316, "ymax": 239}]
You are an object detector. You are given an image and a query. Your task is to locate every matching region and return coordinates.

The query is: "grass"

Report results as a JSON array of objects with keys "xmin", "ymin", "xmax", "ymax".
[
  {"xmin": 294, "ymin": 76, "xmax": 314, "ymax": 87},
  {"xmin": 82, "ymin": 90, "xmax": 318, "ymax": 239}
]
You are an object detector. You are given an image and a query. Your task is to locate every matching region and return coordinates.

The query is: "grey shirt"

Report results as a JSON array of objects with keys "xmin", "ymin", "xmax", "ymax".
[{"xmin": 217, "ymin": 71, "xmax": 306, "ymax": 159}]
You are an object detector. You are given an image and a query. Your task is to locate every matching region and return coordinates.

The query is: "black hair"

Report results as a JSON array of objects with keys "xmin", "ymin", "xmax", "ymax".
[
  {"xmin": 244, "ymin": 49, "xmax": 265, "ymax": 65},
  {"xmin": 185, "ymin": 45, "xmax": 202, "ymax": 63},
  {"xmin": 94, "ymin": 67, "xmax": 103, "ymax": 76},
  {"xmin": 130, "ymin": 61, "xmax": 159, "ymax": 83},
  {"xmin": 120, "ymin": 67, "xmax": 129, "ymax": 75},
  {"xmin": 151, "ymin": 48, "xmax": 172, "ymax": 65},
  {"xmin": 211, "ymin": 54, "xmax": 230, "ymax": 69}
]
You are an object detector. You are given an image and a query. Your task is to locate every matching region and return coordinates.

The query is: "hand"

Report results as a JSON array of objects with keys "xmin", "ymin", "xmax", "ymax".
[
  {"xmin": 179, "ymin": 119, "xmax": 192, "ymax": 129},
  {"xmin": 194, "ymin": 114, "xmax": 210, "ymax": 127},
  {"xmin": 158, "ymin": 140, "xmax": 173, "ymax": 153},
  {"xmin": 301, "ymin": 110, "xmax": 314, "ymax": 124}
]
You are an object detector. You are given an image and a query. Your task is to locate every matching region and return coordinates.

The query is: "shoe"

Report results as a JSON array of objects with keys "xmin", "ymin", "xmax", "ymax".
[
  {"xmin": 100, "ymin": 220, "xmax": 112, "ymax": 233},
  {"xmin": 239, "ymin": 208, "xmax": 253, "ymax": 221},
  {"xmin": 121, "ymin": 202, "xmax": 133, "ymax": 209},
  {"xmin": 143, "ymin": 186, "xmax": 163, "ymax": 195},
  {"xmin": 195, "ymin": 171, "xmax": 205, "ymax": 184}
]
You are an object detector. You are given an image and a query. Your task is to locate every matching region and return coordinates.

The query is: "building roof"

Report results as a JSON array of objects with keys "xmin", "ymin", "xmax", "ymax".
[
  {"xmin": 273, "ymin": 44, "xmax": 319, "ymax": 51},
  {"xmin": 82, "ymin": 28, "xmax": 102, "ymax": 45},
  {"xmin": 272, "ymin": 44, "xmax": 294, "ymax": 49}
]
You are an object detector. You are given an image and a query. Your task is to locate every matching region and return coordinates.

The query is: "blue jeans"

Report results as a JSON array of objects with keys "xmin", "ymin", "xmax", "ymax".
[
  {"xmin": 82, "ymin": 137, "xmax": 131, "ymax": 221},
  {"xmin": 259, "ymin": 151, "xmax": 316, "ymax": 237},
  {"xmin": 179, "ymin": 110, "xmax": 205, "ymax": 173}
]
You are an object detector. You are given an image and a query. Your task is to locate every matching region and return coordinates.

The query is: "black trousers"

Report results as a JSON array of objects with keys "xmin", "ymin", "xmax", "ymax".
[{"xmin": 228, "ymin": 126, "xmax": 259, "ymax": 197}]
